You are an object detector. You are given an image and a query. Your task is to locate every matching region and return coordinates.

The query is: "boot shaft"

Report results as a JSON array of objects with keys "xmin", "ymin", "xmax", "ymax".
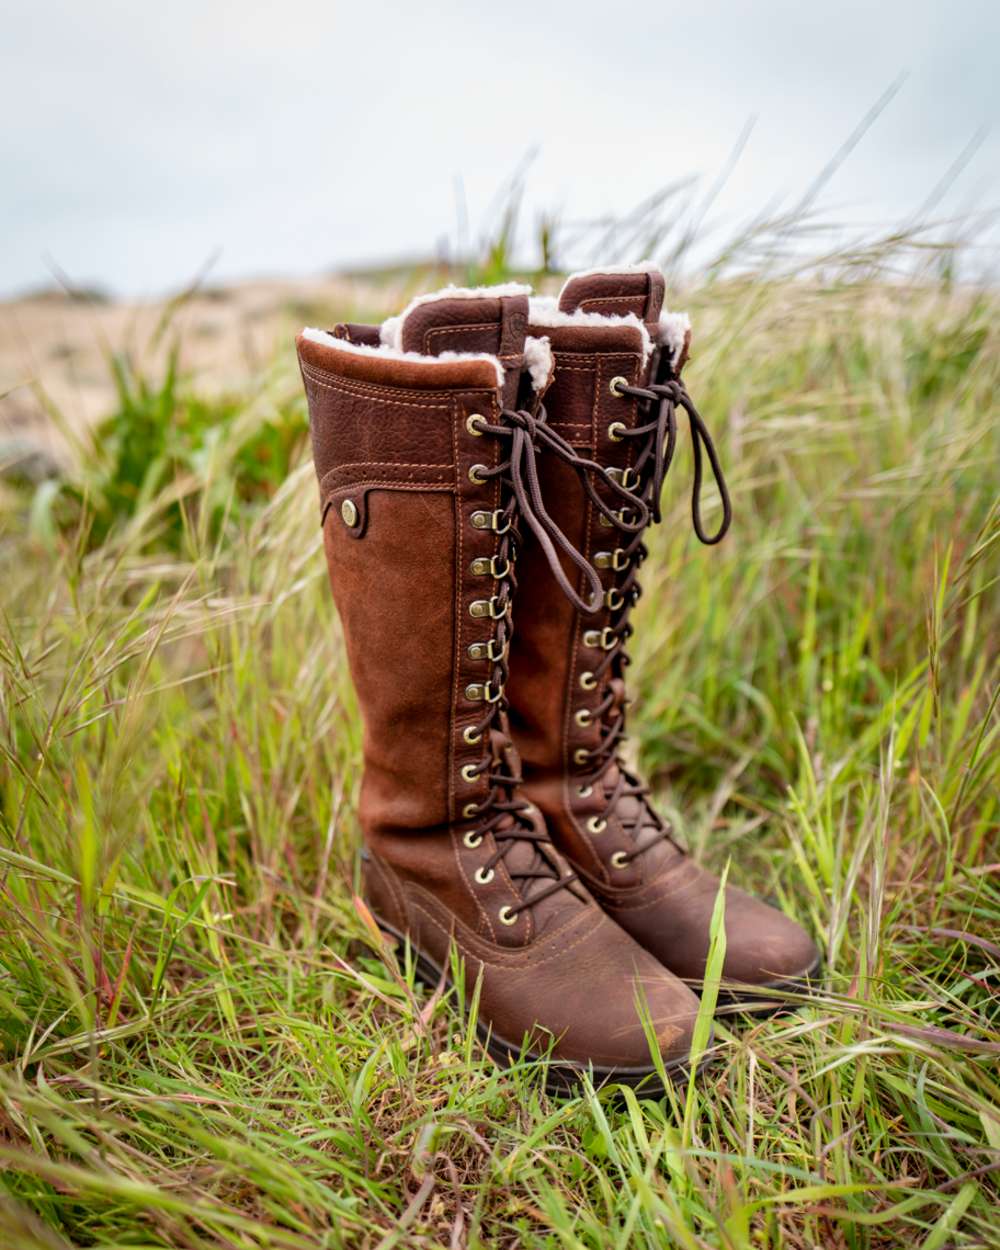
[{"xmin": 298, "ymin": 289, "xmax": 537, "ymax": 844}]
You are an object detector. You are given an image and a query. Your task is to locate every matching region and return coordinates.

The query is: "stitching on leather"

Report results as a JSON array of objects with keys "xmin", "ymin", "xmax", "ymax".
[
  {"xmin": 323, "ymin": 480, "xmax": 453, "ymax": 494},
  {"xmin": 578, "ymin": 295, "xmax": 644, "ymax": 313},
  {"xmin": 328, "ymin": 461, "xmax": 453, "ymax": 471},
  {"xmin": 302, "ymin": 359, "xmax": 493, "ymax": 401},
  {"xmin": 425, "ymin": 322, "xmax": 501, "ymax": 350},
  {"xmin": 302, "ymin": 366, "xmax": 460, "ymax": 409},
  {"xmin": 368, "ymin": 855, "xmax": 409, "ymax": 925},
  {"xmin": 407, "ymin": 893, "xmax": 600, "ymax": 970}
]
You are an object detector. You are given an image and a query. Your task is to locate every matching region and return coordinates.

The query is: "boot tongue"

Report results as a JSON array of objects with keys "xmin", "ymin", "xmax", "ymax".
[
  {"xmin": 397, "ymin": 288, "xmax": 530, "ymax": 406},
  {"xmin": 558, "ymin": 266, "xmax": 665, "ymax": 333}
]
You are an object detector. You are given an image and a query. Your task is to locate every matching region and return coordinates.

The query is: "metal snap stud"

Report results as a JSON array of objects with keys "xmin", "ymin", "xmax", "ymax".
[{"xmin": 340, "ymin": 498, "xmax": 359, "ymax": 527}]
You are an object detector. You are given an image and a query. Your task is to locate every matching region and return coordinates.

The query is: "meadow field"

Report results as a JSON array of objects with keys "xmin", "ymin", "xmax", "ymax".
[{"xmin": 0, "ymin": 229, "xmax": 997, "ymax": 1247}]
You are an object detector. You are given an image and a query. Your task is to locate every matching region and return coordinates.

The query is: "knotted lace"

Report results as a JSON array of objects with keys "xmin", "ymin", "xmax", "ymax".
[{"xmin": 574, "ymin": 360, "xmax": 733, "ymax": 864}]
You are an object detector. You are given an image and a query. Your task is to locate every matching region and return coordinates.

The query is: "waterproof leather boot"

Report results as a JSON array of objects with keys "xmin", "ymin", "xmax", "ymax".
[
  {"xmin": 296, "ymin": 284, "xmax": 703, "ymax": 1089},
  {"xmin": 507, "ymin": 265, "xmax": 819, "ymax": 1004}
]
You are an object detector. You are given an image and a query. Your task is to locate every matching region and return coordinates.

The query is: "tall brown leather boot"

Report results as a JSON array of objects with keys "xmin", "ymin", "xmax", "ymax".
[
  {"xmin": 296, "ymin": 285, "xmax": 703, "ymax": 1089},
  {"xmin": 507, "ymin": 265, "xmax": 819, "ymax": 1004}
]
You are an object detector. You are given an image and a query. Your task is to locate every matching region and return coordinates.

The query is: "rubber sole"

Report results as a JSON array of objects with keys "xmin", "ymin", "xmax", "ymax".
[
  {"xmin": 373, "ymin": 915, "xmax": 707, "ymax": 1097},
  {"xmin": 707, "ymin": 956, "xmax": 823, "ymax": 1017}
]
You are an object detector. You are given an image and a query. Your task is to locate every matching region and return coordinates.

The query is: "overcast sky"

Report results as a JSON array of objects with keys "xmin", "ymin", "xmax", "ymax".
[{"xmin": 2, "ymin": 0, "xmax": 997, "ymax": 298}]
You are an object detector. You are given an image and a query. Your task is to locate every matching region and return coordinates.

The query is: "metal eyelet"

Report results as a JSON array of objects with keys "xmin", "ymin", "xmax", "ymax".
[
  {"xmin": 579, "ymin": 671, "xmax": 597, "ymax": 690},
  {"xmin": 468, "ymin": 638, "xmax": 505, "ymax": 662},
  {"xmin": 594, "ymin": 549, "xmax": 628, "ymax": 571},
  {"xmin": 586, "ymin": 816, "xmax": 608, "ymax": 834},
  {"xmin": 577, "ymin": 784, "xmax": 593, "ymax": 798},
  {"xmin": 607, "ymin": 421, "xmax": 627, "ymax": 442},
  {"xmin": 466, "ymin": 414, "xmax": 486, "ymax": 437},
  {"xmin": 472, "ymin": 555, "xmax": 511, "ymax": 579},
  {"xmin": 574, "ymin": 709, "xmax": 592, "ymax": 727},
  {"xmin": 470, "ymin": 596, "xmax": 509, "ymax": 620},
  {"xmin": 607, "ymin": 467, "xmax": 639, "ymax": 489},
  {"xmin": 460, "ymin": 763, "xmax": 479, "ymax": 783},
  {"xmin": 463, "ymin": 725, "xmax": 482, "ymax": 745},
  {"xmin": 611, "ymin": 851, "xmax": 630, "ymax": 869},
  {"xmin": 462, "ymin": 802, "xmax": 480, "ymax": 819},
  {"xmin": 469, "ymin": 464, "xmax": 489, "ymax": 484},
  {"xmin": 474, "ymin": 866, "xmax": 495, "ymax": 885},
  {"xmin": 605, "ymin": 589, "xmax": 625, "ymax": 611},
  {"xmin": 583, "ymin": 627, "xmax": 615, "ymax": 650},
  {"xmin": 609, "ymin": 375, "xmax": 629, "ymax": 398},
  {"xmin": 465, "ymin": 681, "xmax": 501, "ymax": 703},
  {"xmin": 498, "ymin": 905, "xmax": 518, "ymax": 926},
  {"xmin": 573, "ymin": 748, "xmax": 590, "ymax": 765},
  {"xmin": 463, "ymin": 830, "xmax": 483, "ymax": 849},
  {"xmin": 471, "ymin": 509, "xmax": 511, "ymax": 533}
]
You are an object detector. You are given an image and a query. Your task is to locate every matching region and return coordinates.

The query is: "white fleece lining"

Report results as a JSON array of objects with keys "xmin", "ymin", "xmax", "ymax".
[
  {"xmin": 523, "ymin": 335, "xmax": 554, "ymax": 391},
  {"xmin": 658, "ymin": 311, "xmax": 691, "ymax": 365},
  {"xmin": 528, "ymin": 297, "xmax": 654, "ymax": 363},
  {"xmin": 301, "ymin": 327, "xmax": 505, "ymax": 389}
]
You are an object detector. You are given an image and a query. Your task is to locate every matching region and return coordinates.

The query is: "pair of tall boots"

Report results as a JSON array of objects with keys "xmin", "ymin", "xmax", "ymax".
[{"xmin": 297, "ymin": 264, "xmax": 818, "ymax": 1091}]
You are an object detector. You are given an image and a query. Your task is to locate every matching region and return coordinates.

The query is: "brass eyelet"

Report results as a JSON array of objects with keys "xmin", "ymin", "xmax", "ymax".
[
  {"xmin": 605, "ymin": 589, "xmax": 625, "ymax": 611},
  {"xmin": 469, "ymin": 637, "xmax": 506, "ymax": 663},
  {"xmin": 586, "ymin": 816, "xmax": 608, "ymax": 834},
  {"xmin": 462, "ymin": 802, "xmax": 480, "ymax": 819},
  {"xmin": 498, "ymin": 905, "xmax": 518, "ymax": 926},
  {"xmin": 470, "ymin": 509, "xmax": 513, "ymax": 534},
  {"xmin": 474, "ymin": 866, "xmax": 495, "ymax": 885},
  {"xmin": 466, "ymin": 413, "xmax": 486, "ymax": 437},
  {"xmin": 470, "ymin": 596, "xmax": 509, "ymax": 621},
  {"xmin": 460, "ymin": 763, "xmax": 479, "ymax": 783},
  {"xmin": 465, "ymin": 681, "xmax": 500, "ymax": 703},
  {"xmin": 594, "ymin": 549, "xmax": 628, "ymax": 572},
  {"xmin": 609, "ymin": 375, "xmax": 629, "ymax": 398},
  {"xmin": 579, "ymin": 671, "xmax": 597, "ymax": 690},
  {"xmin": 463, "ymin": 829, "xmax": 483, "ymax": 849},
  {"xmin": 574, "ymin": 708, "xmax": 592, "ymax": 727},
  {"xmin": 577, "ymin": 784, "xmax": 593, "ymax": 798},
  {"xmin": 469, "ymin": 464, "xmax": 489, "ymax": 484},
  {"xmin": 611, "ymin": 851, "xmax": 630, "ymax": 869},
  {"xmin": 607, "ymin": 421, "xmax": 627, "ymax": 442},
  {"xmin": 607, "ymin": 466, "xmax": 639, "ymax": 489},
  {"xmin": 463, "ymin": 725, "xmax": 482, "ymax": 745},
  {"xmin": 470, "ymin": 557, "xmax": 490, "ymax": 576},
  {"xmin": 573, "ymin": 748, "xmax": 590, "ymax": 765},
  {"xmin": 583, "ymin": 627, "xmax": 615, "ymax": 651}
]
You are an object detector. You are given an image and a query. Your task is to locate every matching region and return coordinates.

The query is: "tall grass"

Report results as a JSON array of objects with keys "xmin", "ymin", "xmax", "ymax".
[{"xmin": 0, "ymin": 228, "xmax": 997, "ymax": 1247}]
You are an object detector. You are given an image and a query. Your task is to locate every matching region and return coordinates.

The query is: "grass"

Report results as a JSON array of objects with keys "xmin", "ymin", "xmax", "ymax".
[{"xmin": 0, "ymin": 249, "xmax": 998, "ymax": 1248}]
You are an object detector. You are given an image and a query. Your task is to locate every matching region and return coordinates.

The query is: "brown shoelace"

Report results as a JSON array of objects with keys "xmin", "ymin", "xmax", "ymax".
[
  {"xmin": 574, "ymin": 364, "xmax": 733, "ymax": 865},
  {"xmin": 460, "ymin": 401, "xmax": 639, "ymax": 917}
]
